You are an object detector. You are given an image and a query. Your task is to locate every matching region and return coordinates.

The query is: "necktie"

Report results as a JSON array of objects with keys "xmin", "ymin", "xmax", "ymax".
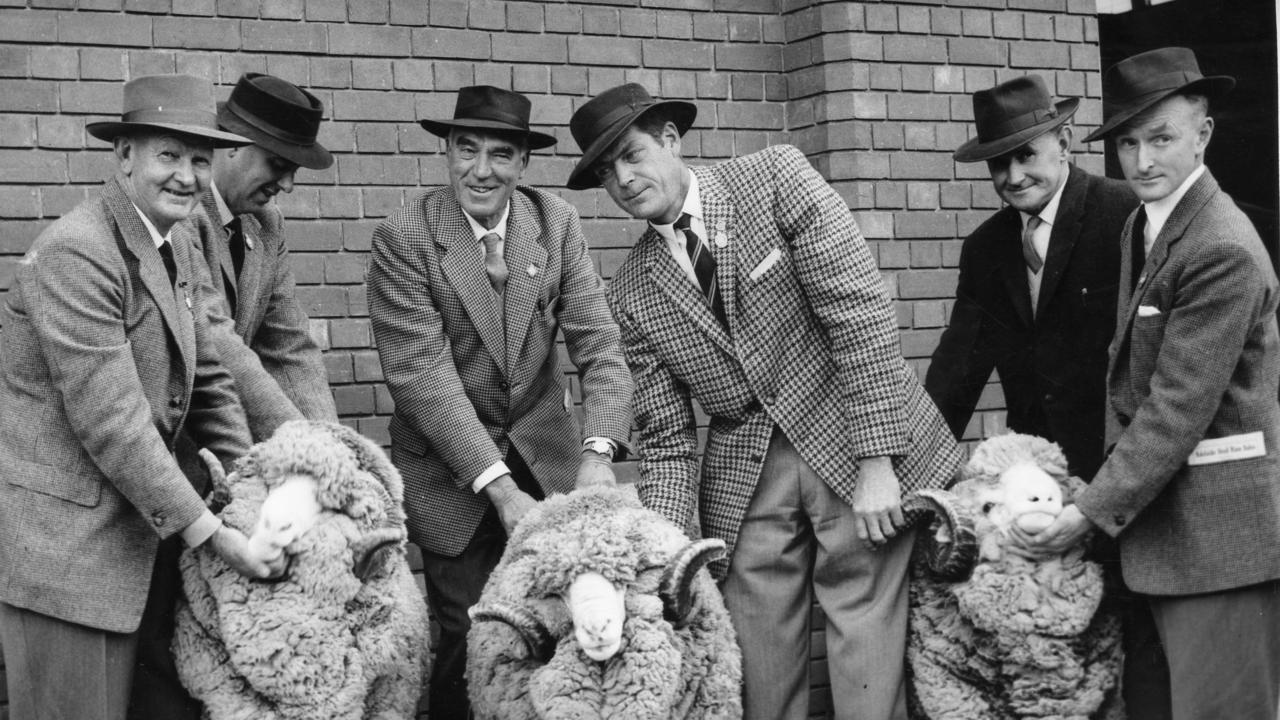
[
  {"xmin": 1130, "ymin": 207, "xmax": 1147, "ymax": 294},
  {"xmin": 480, "ymin": 232, "xmax": 508, "ymax": 295},
  {"xmin": 674, "ymin": 213, "xmax": 727, "ymax": 326},
  {"xmin": 227, "ymin": 217, "xmax": 246, "ymax": 280},
  {"xmin": 1021, "ymin": 214, "xmax": 1044, "ymax": 274},
  {"xmin": 158, "ymin": 241, "xmax": 178, "ymax": 289}
]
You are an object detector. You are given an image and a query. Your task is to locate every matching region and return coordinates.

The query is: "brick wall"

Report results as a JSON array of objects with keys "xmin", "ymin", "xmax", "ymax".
[{"xmin": 0, "ymin": 0, "xmax": 1106, "ymax": 717}]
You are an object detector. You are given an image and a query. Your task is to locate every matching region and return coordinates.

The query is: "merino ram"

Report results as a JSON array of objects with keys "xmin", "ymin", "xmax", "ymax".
[{"xmin": 466, "ymin": 485, "xmax": 742, "ymax": 719}]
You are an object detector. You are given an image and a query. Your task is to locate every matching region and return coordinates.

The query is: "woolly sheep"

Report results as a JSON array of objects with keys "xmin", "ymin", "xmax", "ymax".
[
  {"xmin": 173, "ymin": 420, "xmax": 431, "ymax": 720},
  {"xmin": 905, "ymin": 432, "xmax": 1123, "ymax": 720},
  {"xmin": 466, "ymin": 485, "xmax": 743, "ymax": 720}
]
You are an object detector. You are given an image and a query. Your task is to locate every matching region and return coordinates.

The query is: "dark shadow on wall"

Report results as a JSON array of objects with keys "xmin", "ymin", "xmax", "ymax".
[{"xmin": 1099, "ymin": 0, "xmax": 1279, "ymax": 273}]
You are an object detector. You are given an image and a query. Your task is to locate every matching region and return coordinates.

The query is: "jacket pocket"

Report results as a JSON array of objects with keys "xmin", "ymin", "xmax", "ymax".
[{"xmin": 5, "ymin": 455, "xmax": 102, "ymax": 507}]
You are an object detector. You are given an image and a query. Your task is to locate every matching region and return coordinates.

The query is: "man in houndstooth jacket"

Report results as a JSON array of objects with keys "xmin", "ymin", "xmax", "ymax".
[
  {"xmin": 568, "ymin": 84, "xmax": 962, "ymax": 720},
  {"xmin": 367, "ymin": 86, "xmax": 632, "ymax": 720}
]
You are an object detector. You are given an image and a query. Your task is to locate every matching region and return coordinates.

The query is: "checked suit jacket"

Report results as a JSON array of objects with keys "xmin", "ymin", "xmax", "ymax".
[
  {"xmin": 926, "ymin": 165, "xmax": 1136, "ymax": 480},
  {"xmin": 0, "ymin": 175, "xmax": 251, "ymax": 633},
  {"xmin": 368, "ymin": 185, "xmax": 632, "ymax": 557},
  {"xmin": 1075, "ymin": 169, "xmax": 1280, "ymax": 596},
  {"xmin": 194, "ymin": 190, "xmax": 336, "ymax": 425},
  {"xmin": 607, "ymin": 145, "xmax": 963, "ymax": 577}
]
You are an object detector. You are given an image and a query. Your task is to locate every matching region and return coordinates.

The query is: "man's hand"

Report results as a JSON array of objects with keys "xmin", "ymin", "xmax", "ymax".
[
  {"xmin": 485, "ymin": 474, "xmax": 538, "ymax": 535},
  {"xmin": 1023, "ymin": 504, "xmax": 1096, "ymax": 555},
  {"xmin": 852, "ymin": 456, "xmax": 905, "ymax": 546},
  {"xmin": 575, "ymin": 450, "xmax": 616, "ymax": 489},
  {"xmin": 208, "ymin": 524, "xmax": 287, "ymax": 580}
]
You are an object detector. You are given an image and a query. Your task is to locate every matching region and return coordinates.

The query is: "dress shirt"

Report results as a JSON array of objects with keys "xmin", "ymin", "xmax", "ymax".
[
  {"xmin": 1020, "ymin": 175, "xmax": 1067, "ymax": 315},
  {"xmin": 1142, "ymin": 164, "xmax": 1206, "ymax": 255},
  {"xmin": 650, "ymin": 169, "xmax": 705, "ymax": 289}
]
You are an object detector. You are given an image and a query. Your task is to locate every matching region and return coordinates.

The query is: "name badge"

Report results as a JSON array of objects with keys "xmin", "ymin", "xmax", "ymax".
[{"xmin": 1186, "ymin": 431, "xmax": 1267, "ymax": 466}]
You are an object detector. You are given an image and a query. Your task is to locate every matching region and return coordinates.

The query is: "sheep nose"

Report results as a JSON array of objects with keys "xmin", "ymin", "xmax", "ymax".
[{"xmin": 581, "ymin": 615, "xmax": 614, "ymax": 640}]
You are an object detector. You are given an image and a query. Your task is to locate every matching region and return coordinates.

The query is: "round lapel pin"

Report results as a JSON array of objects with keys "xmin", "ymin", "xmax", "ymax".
[{"xmin": 527, "ymin": 264, "xmax": 539, "ymax": 277}]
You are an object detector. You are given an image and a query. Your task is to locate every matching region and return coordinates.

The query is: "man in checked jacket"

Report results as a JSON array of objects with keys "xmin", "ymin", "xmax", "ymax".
[
  {"xmin": 568, "ymin": 84, "xmax": 962, "ymax": 720},
  {"xmin": 367, "ymin": 86, "xmax": 632, "ymax": 720}
]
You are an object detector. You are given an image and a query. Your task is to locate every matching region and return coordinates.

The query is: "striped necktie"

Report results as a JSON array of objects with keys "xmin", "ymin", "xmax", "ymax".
[
  {"xmin": 674, "ymin": 213, "xmax": 727, "ymax": 326},
  {"xmin": 480, "ymin": 232, "xmax": 508, "ymax": 295}
]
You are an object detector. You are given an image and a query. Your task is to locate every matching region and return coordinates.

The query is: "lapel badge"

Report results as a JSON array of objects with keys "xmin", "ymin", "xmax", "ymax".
[
  {"xmin": 527, "ymin": 264, "xmax": 538, "ymax": 277},
  {"xmin": 1137, "ymin": 274, "xmax": 1146, "ymax": 287},
  {"xmin": 244, "ymin": 235, "xmax": 254, "ymax": 250},
  {"xmin": 714, "ymin": 221, "xmax": 728, "ymax": 247}
]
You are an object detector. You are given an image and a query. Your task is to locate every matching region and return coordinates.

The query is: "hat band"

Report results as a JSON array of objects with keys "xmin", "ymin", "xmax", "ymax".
[
  {"xmin": 225, "ymin": 102, "xmax": 317, "ymax": 146},
  {"xmin": 980, "ymin": 106, "xmax": 1059, "ymax": 142},
  {"xmin": 1114, "ymin": 69, "xmax": 1198, "ymax": 102},
  {"xmin": 122, "ymin": 107, "xmax": 217, "ymax": 128}
]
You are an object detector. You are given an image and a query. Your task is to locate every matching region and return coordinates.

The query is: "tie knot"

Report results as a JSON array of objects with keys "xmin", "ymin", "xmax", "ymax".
[
  {"xmin": 226, "ymin": 217, "xmax": 241, "ymax": 234},
  {"xmin": 673, "ymin": 213, "xmax": 693, "ymax": 232},
  {"xmin": 1025, "ymin": 214, "xmax": 1042, "ymax": 233},
  {"xmin": 480, "ymin": 232, "xmax": 501, "ymax": 251}
]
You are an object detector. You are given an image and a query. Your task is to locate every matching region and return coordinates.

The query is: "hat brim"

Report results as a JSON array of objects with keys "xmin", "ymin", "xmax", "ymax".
[
  {"xmin": 1083, "ymin": 75, "xmax": 1235, "ymax": 143},
  {"xmin": 566, "ymin": 100, "xmax": 697, "ymax": 191},
  {"xmin": 217, "ymin": 103, "xmax": 334, "ymax": 170},
  {"xmin": 86, "ymin": 120, "xmax": 250, "ymax": 149},
  {"xmin": 419, "ymin": 118, "xmax": 558, "ymax": 150},
  {"xmin": 953, "ymin": 98, "xmax": 1080, "ymax": 163}
]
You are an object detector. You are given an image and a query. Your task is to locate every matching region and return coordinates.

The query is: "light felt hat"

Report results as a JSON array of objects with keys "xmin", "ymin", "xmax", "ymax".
[{"xmin": 87, "ymin": 74, "xmax": 249, "ymax": 148}]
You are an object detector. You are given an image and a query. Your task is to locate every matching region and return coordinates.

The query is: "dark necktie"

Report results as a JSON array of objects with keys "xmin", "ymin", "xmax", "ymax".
[
  {"xmin": 1130, "ymin": 207, "xmax": 1147, "ymax": 295},
  {"xmin": 674, "ymin": 213, "xmax": 727, "ymax": 326},
  {"xmin": 227, "ymin": 217, "xmax": 246, "ymax": 280},
  {"xmin": 481, "ymin": 232, "xmax": 508, "ymax": 295},
  {"xmin": 1021, "ymin": 214, "xmax": 1044, "ymax": 273},
  {"xmin": 157, "ymin": 240, "xmax": 178, "ymax": 289}
]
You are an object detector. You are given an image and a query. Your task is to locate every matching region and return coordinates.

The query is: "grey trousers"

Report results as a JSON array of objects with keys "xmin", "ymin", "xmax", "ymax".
[{"xmin": 721, "ymin": 428, "xmax": 913, "ymax": 720}]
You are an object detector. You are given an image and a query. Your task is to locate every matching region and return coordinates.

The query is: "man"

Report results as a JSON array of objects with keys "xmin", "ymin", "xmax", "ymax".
[
  {"xmin": 568, "ymin": 83, "xmax": 961, "ymax": 720},
  {"xmin": 0, "ymin": 74, "xmax": 284, "ymax": 720},
  {"xmin": 926, "ymin": 75, "xmax": 1136, "ymax": 482},
  {"xmin": 367, "ymin": 85, "xmax": 632, "ymax": 719},
  {"xmin": 199, "ymin": 72, "xmax": 336, "ymax": 425},
  {"xmin": 1029, "ymin": 47, "xmax": 1280, "ymax": 718}
]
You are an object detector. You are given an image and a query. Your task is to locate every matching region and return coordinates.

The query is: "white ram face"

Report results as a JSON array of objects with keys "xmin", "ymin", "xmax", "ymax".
[{"xmin": 247, "ymin": 474, "xmax": 322, "ymax": 564}]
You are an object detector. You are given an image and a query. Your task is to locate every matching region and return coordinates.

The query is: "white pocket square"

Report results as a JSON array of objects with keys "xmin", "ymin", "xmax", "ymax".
[
  {"xmin": 1137, "ymin": 305, "xmax": 1162, "ymax": 317},
  {"xmin": 748, "ymin": 248, "xmax": 782, "ymax": 281}
]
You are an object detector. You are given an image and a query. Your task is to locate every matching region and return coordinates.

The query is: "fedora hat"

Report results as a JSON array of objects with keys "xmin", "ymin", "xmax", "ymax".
[
  {"xmin": 218, "ymin": 72, "xmax": 333, "ymax": 170},
  {"xmin": 953, "ymin": 75, "xmax": 1079, "ymax": 163},
  {"xmin": 419, "ymin": 85, "xmax": 556, "ymax": 151},
  {"xmin": 87, "ymin": 74, "xmax": 249, "ymax": 148},
  {"xmin": 566, "ymin": 83, "xmax": 697, "ymax": 190},
  {"xmin": 1083, "ymin": 47, "xmax": 1234, "ymax": 143}
]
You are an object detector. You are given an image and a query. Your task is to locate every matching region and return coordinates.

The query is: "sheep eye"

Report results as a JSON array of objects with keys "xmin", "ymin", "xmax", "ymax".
[{"xmin": 981, "ymin": 502, "xmax": 996, "ymax": 514}]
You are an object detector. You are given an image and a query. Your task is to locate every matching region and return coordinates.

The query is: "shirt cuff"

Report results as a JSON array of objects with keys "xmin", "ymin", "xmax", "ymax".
[
  {"xmin": 472, "ymin": 461, "xmax": 512, "ymax": 493},
  {"xmin": 180, "ymin": 509, "xmax": 223, "ymax": 548}
]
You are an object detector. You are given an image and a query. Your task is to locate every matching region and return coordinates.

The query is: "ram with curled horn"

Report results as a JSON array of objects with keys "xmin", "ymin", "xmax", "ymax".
[{"xmin": 466, "ymin": 485, "xmax": 743, "ymax": 720}]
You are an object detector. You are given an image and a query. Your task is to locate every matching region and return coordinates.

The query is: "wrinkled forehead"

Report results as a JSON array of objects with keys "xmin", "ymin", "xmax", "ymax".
[{"xmin": 447, "ymin": 126, "xmax": 529, "ymax": 153}]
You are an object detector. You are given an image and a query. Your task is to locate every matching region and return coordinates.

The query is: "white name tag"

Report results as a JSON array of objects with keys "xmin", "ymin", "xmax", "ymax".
[{"xmin": 1186, "ymin": 431, "xmax": 1267, "ymax": 466}]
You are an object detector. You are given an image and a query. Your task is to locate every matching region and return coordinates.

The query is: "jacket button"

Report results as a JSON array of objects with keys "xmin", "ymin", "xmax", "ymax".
[
  {"xmin": 153, "ymin": 513, "xmax": 166, "ymax": 527},
  {"xmin": 498, "ymin": 380, "xmax": 510, "ymax": 392},
  {"xmin": 169, "ymin": 395, "xmax": 182, "ymax": 408},
  {"xmin": 1044, "ymin": 393, "xmax": 1054, "ymax": 403},
  {"xmin": 1113, "ymin": 515, "xmax": 1126, "ymax": 527},
  {"xmin": 1117, "ymin": 413, "xmax": 1131, "ymax": 427}
]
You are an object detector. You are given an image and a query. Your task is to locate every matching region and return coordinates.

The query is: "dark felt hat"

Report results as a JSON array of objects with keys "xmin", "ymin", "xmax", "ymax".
[
  {"xmin": 217, "ymin": 73, "xmax": 333, "ymax": 170},
  {"xmin": 953, "ymin": 75, "xmax": 1079, "ymax": 163},
  {"xmin": 1083, "ymin": 47, "xmax": 1235, "ymax": 143},
  {"xmin": 419, "ymin": 85, "xmax": 556, "ymax": 151},
  {"xmin": 87, "ymin": 74, "xmax": 250, "ymax": 148},
  {"xmin": 566, "ymin": 83, "xmax": 697, "ymax": 190}
]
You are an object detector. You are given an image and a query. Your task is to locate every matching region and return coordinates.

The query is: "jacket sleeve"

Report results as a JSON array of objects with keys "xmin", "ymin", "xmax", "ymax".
[
  {"xmin": 367, "ymin": 213, "xmax": 504, "ymax": 488},
  {"xmin": 925, "ymin": 239, "xmax": 998, "ymax": 441}
]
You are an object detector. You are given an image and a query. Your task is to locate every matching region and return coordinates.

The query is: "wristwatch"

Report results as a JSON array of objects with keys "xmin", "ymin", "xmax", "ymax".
[{"xmin": 583, "ymin": 438, "xmax": 614, "ymax": 459}]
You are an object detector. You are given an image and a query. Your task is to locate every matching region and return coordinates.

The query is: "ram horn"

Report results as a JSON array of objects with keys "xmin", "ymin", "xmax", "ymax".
[
  {"xmin": 197, "ymin": 447, "xmax": 233, "ymax": 512},
  {"xmin": 351, "ymin": 525, "xmax": 405, "ymax": 582},
  {"xmin": 660, "ymin": 538, "xmax": 726, "ymax": 628},
  {"xmin": 469, "ymin": 601, "xmax": 555, "ymax": 663},
  {"xmin": 901, "ymin": 488, "xmax": 978, "ymax": 582}
]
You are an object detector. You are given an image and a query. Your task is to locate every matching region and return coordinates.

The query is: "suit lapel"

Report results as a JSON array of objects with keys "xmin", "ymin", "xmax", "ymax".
[
  {"xmin": 236, "ymin": 215, "xmax": 265, "ymax": 331},
  {"xmin": 642, "ymin": 228, "xmax": 734, "ymax": 354},
  {"xmin": 1037, "ymin": 166, "xmax": 1086, "ymax": 313},
  {"xmin": 994, "ymin": 208, "xmax": 1035, "ymax": 328},
  {"xmin": 697, "ymin": 167, "xmax": 738, "ymax": 341},
  {"xmin": 502, "ymin": 194, "xmax": 547, "ymax": 372},
  {"xmin": 437, "ymin": 195, "xmax": 508, "ymax": 375}
]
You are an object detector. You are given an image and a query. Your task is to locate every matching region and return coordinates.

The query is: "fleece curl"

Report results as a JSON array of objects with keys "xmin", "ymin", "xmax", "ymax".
[
  {"xmin": 467, "ymin": 486, "xmax": 742, "ymax": 720},
  {"xmin": 173, "ymin": 420, "xmax": 430, "ymax": 720},
  {"xmin": 907, "ymin": 433, "xmax": 1123, "ymax": 720}
]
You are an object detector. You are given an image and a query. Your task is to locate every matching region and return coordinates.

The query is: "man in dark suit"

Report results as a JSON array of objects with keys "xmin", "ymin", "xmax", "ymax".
[
  {"xmin": 568, "ymin": 83, "xmax": 961, "ymax": 720},
  {"xmin": 926, "ymin": 75, "xmax": 1136, "ymax": 482},
  {"xmin": 1030, "ymin": 47, "xmax": 1280, "ymax": 718},
  {"xmin": 201, "ymin": 72, "xmax": 336, "ymax": 425},
  {"xmin": 367, "ymin": 86, "xmax": 632, "ymax": 719},
  {"xmin": 0, "ymin": 75, "xmax": 283, "ymax": 720}
]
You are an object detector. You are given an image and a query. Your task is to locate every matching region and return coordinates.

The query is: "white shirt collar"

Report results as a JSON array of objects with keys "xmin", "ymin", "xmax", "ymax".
[
  {"xmin": 463, "ymin": 202, "xmax": 511, "ymax": 242},
  {"xmin": 210, "ymin": 181, "xmax": 235, "ymax": 228},
  {"xmin": 1144, "ymin": 163, "xmax": 1206, "ymax": 246},
  {"xmin": 649, "ymin": 169, "xmax": 701, "ymax": 244},
  {"xmin": 130, "ymin": 202, "xmax": 172, "ymax": 249},
  {"xmin": 1019, "ymin": 170, "xmax": 1068, "ymax": 230}
]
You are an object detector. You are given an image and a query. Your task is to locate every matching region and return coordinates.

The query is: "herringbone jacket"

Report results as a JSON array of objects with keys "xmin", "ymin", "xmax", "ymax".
[
  {"xmin": 369, "ymin": 185, "xmax": 632, "ymax": 556},
  {"xmin": 607, "ymin": 145, "xmax": 962, "ymax": 577},
  {"xmin": 0, "ymin": 175, "xmax": 251, "ymax": 633}
]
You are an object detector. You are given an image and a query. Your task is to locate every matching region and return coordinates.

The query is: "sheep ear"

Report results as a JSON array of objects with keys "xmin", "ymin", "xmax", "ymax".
[
  {"xmin": 660, "ymin": 538, "xmax": 726, "ymax": 628},
  {"xmin": 901, "ymin": 489, "xmax": 979, "ymax": 582},
  {"xmin": 469, "ymin": 602, "xmax": 555, "ymax": 663},
  {"xmin": 351, "ymin": 526, "xmax": 404, "ymax": 582}
]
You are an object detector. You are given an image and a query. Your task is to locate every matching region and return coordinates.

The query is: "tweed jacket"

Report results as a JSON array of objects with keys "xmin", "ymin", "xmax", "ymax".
[
  {"xmin": 926, "ymin": 165, "xmax": 1136, "ymax": 480},
  {"xmin": 194, "ymin": 190, "xmax": 336, "ymax": 425},
  {"xmin": 607, "ymin": 145, "xmax": 962, "ymax": 576},
  {"xmin": 0, "ymin": 175, "xmax": 252, "ymax": 633},
  {"xmin": 1075, "ymin": 169, "xmax": 1280, "ymax": 595},
  {"xmin": 368, "ymin": 185, "xmax": 633, "ymax": 557}
]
